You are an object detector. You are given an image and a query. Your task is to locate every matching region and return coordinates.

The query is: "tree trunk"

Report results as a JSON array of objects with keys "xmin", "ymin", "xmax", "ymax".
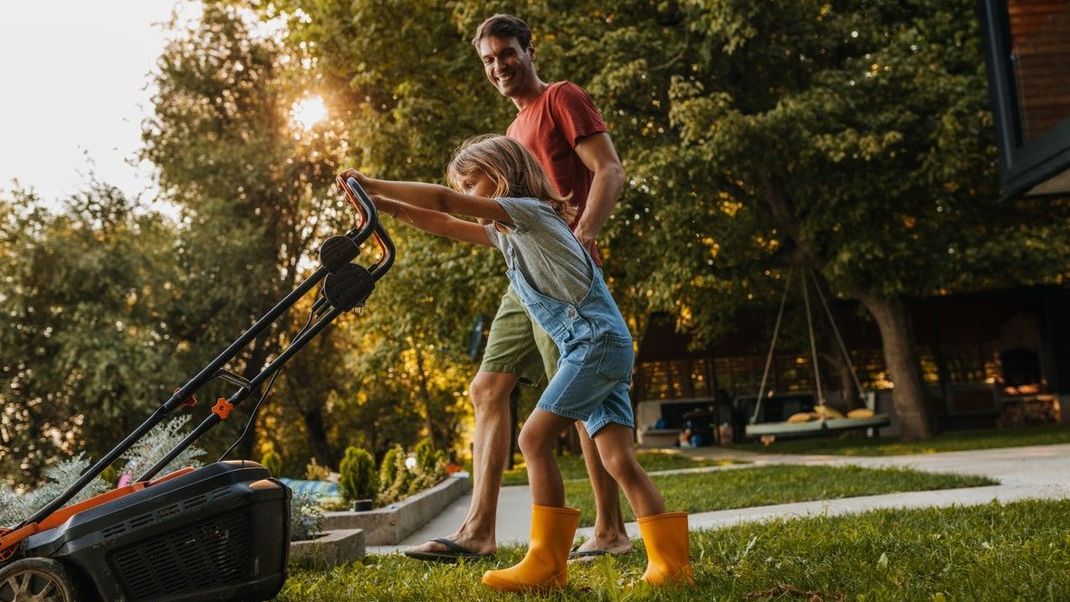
[
  {"xmin": 412, "ymin": 344, "xmax": 438, "ymax": 450},
  {"xmin": 302, "ymin": 407, "xmax": 335, "ymax": 467},
  {"xmin": 857, "ymin": 294, "xmax": 934, "ymax": 440}
]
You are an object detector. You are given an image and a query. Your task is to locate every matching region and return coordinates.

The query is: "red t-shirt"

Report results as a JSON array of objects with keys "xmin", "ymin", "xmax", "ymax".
[{"xmin": 507, "ymin": 81, "xmax": 608, "ymax": 265}]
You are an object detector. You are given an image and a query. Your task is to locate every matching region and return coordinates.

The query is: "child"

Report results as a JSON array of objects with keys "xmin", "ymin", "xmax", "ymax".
[{"xmin": 338, "ymin": 134, "xmax": 693, "ymax": 591}]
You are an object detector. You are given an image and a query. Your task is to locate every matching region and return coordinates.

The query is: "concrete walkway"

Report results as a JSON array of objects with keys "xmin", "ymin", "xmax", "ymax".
[{"xmin": 370, "ymin": 443, "xmax": 1070, "ymax": 554}]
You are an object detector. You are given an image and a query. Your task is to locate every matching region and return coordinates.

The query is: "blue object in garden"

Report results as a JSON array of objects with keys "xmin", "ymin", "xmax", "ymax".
[{"xmin": 278, "ymin": 478, "xmax": 340, "ymax": 500}]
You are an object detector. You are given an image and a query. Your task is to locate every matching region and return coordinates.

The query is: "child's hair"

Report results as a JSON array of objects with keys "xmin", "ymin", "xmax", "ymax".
[{"xmin": 447, "ymin": 134, "xmax": 576, "ymax": 224}]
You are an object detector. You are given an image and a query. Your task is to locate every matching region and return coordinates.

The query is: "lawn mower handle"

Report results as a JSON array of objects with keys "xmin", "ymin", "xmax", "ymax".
[
  {"xmin": 8, "ymin": 176, "xmax": 393, "ymax": 537},
  {"xmin": 338, "ymin": 175, "xmax": 395, "ymax": 278}
]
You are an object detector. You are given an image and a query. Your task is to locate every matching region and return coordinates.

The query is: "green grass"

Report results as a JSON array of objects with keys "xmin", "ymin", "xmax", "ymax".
[
  {"xmin": 564, "ymin": 465, "xmax": 995, "ymax": 527},
  {"xmin": 500, "ymin": 449, "xmax": 739, "ymax": 486},
  {"xmin": 280, "ymin": 498, "xmax": 1070, "ymax": 601},
  {"xmin": 739, "ymin": 422, "xmax": 1070, "ymax": 456}
]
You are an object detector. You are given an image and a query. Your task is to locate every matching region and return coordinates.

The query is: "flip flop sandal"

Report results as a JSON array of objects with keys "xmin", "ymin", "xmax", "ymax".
[
  {"xmin": 568, "ymin": 543, "xmax": 629, "ymax": 563},
  {"xmin": 403, "ymin": 537, "xmax": 494, "ymax": 563}
]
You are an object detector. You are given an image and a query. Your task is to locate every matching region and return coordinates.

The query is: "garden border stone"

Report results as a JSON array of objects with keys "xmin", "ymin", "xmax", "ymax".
[
  {"xmin": 322, "ymin": 474, "xmax": 470, "ymax": 545},
  {"xmin": 288, "ymin": 527, "xmax": 365, "ymax": 569}
]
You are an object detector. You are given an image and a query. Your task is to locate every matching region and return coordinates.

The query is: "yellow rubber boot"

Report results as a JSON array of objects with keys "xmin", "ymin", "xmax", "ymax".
[
  {"xmin": 482, "ymin": 505, "xmax": 581, "ymax": 592},
  {"xmin": 637, "ymin": 512, "xmax": 695, "ymax": 586}
]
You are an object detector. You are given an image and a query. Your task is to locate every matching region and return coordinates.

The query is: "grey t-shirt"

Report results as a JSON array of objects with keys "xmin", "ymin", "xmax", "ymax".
[{"xmin": 484, "ymin": 196, "xmax": 593, "ymax": 305}]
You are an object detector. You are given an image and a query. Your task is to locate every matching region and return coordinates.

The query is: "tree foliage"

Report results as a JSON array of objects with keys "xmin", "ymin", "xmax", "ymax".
[
  {"xmin": 6, "ymin": 0, "xmax": 1070, "ymax": 485},
  {"xmin": 0, "ymin": 184, "xmax": 190, "ymax": 482},
  {"xmin": 265, "ymin": 0, "xmax": 1070, "ymax": 439}
]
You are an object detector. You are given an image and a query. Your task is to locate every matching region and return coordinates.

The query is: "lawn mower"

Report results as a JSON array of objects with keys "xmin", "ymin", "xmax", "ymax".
[{"xmin": 0, "ymin": 176, "xmax": 393, "ymax": 602}]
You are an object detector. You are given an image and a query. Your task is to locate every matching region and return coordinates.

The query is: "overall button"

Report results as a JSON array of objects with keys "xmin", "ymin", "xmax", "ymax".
[{"xmin": 567, "ymin": 307, "xmax": 577, "ymax": 318}]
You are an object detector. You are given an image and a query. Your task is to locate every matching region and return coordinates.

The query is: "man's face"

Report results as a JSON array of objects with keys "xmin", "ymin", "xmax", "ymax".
[{"xmin": 477, "ymin": 35, "xmax": 536, "ymax": 98}]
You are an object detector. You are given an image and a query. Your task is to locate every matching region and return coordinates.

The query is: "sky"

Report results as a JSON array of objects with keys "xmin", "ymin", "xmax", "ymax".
[{"xmin": 0, "ymin": 1, "xmax": 184, "ymax": 205}]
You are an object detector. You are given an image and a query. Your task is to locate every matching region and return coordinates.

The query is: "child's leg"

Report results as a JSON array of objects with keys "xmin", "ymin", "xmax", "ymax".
[
  {"xmin": 589, "ymin": 423, "xmax": 665, "ymax": 517},
  {"xmin": 591, "ymin": 423, "xmax": 694, "ymax": 586},
  {"xmin": 482, "ymin": 408, "xmax": 580, "ymax": 592},
  {"xmin": 518, "ymin": 408, "xmax": 578, "ymax": 507}
]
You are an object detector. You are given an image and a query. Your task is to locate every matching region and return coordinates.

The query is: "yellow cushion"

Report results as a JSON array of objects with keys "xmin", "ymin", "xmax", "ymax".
[
  {"xmin": 847, "ymin": 408, "xmax": 875, "ymax": 419},
  {"xmin": 787, "ymin": 412, "xmax": 816, "ymax": 423},
  {"xmin": 813, "ymin": 405, "xmax": 845, "ymax": 419}
]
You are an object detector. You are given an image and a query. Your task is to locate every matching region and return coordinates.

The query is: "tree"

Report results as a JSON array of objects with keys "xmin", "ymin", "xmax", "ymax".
[
  {"xmin": 258, "ymin": 0, "xmax": 1070, "ymax": 442},
  {"xmin": 0, "ymin": 183, "xmax": 188, "ymax": 482},
  {"xmin": 142, "ymin": 3, "xmax": 353, "ymax": 461},
  {"xmin": 248, "ymin": 0, "xmax": 511, "ymax": 454},
  {"xmin": 638, "ymin": 0, "xmax": 1070, "ymax": 438},
  {"xmin": 501, "ymin": 1, "xmax": 1070, "ymax": 439}
]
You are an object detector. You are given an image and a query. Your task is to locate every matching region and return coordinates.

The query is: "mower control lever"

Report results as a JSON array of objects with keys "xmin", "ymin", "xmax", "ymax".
[{"xmin": 214, "ymin": 369, "xmax": 253, "ymax": 391}]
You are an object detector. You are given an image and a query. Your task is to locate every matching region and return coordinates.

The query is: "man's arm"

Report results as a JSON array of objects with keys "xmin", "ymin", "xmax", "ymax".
[{"xmin": 572, "ymin": 132, "xmax": 626, "ymax": 248}]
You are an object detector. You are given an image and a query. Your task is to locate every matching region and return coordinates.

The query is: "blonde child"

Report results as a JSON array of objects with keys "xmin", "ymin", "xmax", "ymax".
[{"xmin": 339, "ymin": 134, "xmax": 693, "ymax": 592}]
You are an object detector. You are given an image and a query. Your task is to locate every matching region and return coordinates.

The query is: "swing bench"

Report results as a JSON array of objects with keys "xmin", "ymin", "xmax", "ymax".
[{"xmin": 745, "ymin": 269, "xmax": 890, "ymax": 439}]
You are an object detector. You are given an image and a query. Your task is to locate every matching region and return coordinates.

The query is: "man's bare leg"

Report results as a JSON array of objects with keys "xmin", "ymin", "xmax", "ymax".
[
  {"xmin": 570, "ymin": 422, "xmax": 632, "ymax": 557},
  {"xmin": 405, "ymin": 371, "xmax": 516, "ymax": 557}
]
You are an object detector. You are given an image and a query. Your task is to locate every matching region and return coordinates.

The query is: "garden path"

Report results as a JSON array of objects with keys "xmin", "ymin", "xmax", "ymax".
[{"xmin": 369, "ymin": 443, "xmax": 1070, "ymax": 553}]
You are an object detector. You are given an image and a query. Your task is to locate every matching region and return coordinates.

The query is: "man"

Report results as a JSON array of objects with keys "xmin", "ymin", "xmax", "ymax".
[{"xmin": 405, "ymin": 13, "xmax": 631, "ymax": 562}]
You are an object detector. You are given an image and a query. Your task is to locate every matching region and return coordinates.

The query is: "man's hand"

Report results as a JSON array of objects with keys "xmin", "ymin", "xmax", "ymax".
[{"xmin": 573, "ymin": 223, "xmax": 596, "ymax": 249}]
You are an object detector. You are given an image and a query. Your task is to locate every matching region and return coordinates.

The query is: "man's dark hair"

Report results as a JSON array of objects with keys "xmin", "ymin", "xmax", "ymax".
[{"xmin": 471, "ymin": 13, "xmax": 532, "ymax": 50}]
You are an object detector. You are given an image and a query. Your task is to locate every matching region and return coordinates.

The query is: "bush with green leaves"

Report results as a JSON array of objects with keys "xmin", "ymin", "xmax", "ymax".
[
  {"xmin": 304, "ymin": 457, "xmax": 331, "ymax": 481},
  {"xmin": 377, "ymin": 446, "xmax": 412, "ymax": 506},
  {"xmin": 376, "ymin": 445, "xmax": 402, "ymax": 502},
  {"xmin": 261, "ymin": 448, "xmax": 283, "ymax": 477},
  {"xmin": 338, "ymin": 446, "xmax": 377, "ymax": 503},
  {"xmin": 377, "ymin": 439, "xmax": 449, "ymax": 505}
]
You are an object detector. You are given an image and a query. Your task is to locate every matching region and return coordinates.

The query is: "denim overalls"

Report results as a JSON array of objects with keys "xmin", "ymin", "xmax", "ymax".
[{"xmin": 504, "ymin": 244, "xmax": 636, "ymax": 436}]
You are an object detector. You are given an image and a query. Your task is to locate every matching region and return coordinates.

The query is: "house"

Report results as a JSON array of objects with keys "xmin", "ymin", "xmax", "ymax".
[{"xmin": 633, "ymin": 286, "xmax": 1070, "ymax": 445}]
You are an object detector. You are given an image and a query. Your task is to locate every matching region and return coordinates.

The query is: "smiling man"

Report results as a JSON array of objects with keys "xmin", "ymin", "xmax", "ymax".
[{"xmin": 404, "ymin": 13, "xmax": 630, "ymax": 564}]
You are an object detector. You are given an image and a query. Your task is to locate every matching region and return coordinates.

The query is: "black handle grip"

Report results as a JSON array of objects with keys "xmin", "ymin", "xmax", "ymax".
[{"xmin": 337, "ymin": 175, "xmax": 395, "ymax": 280}]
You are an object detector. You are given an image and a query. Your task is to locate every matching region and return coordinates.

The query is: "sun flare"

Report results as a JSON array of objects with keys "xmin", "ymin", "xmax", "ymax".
[{"xmin": 291, "ymin": 96, "xmax": 327, "ymax": 129}]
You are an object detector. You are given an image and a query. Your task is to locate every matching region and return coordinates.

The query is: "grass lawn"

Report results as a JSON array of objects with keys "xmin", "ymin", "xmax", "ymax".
[
  {"xmin": 565, "ymin": 465, "xmax": 995, "ymax": 527},
  {"xmin": 500, "ymin": 449, "xmax": 738, "ymax": 486},
  {"xmin": 739, "ymin": 422, "xmax": 1070, "ymax": 456},
  {"xmin": 280, "ymin": 499, "xmax": 1070, "ymax": 601}
]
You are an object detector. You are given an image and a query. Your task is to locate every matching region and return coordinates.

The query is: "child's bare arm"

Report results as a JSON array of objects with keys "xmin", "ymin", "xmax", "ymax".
[
  {"xmin": 339, "ymin": 169, "xmax": 513, "ymax": 225},
  {"xmin": 374, "ymin": 195, "xmax": 493, "ymax": 247}
]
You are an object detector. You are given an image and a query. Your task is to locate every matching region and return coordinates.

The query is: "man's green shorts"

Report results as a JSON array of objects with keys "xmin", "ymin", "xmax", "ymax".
[{"xmin": 480, "ymin": 285, "xmax": 559, "ymax": 386}]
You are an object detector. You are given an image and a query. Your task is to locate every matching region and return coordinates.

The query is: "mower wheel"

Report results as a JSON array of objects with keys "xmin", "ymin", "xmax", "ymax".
[{"xmin": 0, "ymin": 558, "xmax": 80, "ymax": 602}]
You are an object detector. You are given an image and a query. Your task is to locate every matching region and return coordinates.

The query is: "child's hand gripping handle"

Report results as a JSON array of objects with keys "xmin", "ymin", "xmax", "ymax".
[{"xmin": 336, "ymin": 174, "xmax": 395, "ymax": 280}]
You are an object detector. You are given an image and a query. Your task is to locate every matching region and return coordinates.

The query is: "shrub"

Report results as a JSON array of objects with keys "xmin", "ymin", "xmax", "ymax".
[
  {"xmin": 377, "ymin": 446, "xmax": 402, "ymax": 497},
  {"xmin": 289, "ymin": 490, "xmax": 323, "ymax": 542},
  {"xmin": 375, "ymin": 439, "xmax": 451, "ymax": 505},
  {"xmin": 120, "ymin": 415, "xmax": 206, "ymax": 481},
  {"xmin": 0, "ymin": 453, "xmax": 108, "ymax": 528},
  {"xmin": 261, "ymin": 448, "xmax": 282, "ymax": 477},
  {"xmin": 406, "ymin": 439, "xmax": 446, "ymax": 496},
  {"xmin": 1, "ymin": 417, "xmax": 205, "ymax": 528},
  {"xmin": 338, "ymin": 446, "xmax": 377, "ymax": 502},
  {"xmin": 413, "ymin": 438, "xmax": 435, "ymax": 473},
  {"xmin": 304, "ymin": 457, "xmax": 331, "ymax": 481},
  {"xmin": 377, "ymin": 446, "xmax": 413, "ymax": 506}
]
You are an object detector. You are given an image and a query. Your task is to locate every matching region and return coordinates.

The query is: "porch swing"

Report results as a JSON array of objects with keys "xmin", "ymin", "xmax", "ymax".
[{"xmin": 744, "ymin": 268, "xmax": 890, "ymax": 438}]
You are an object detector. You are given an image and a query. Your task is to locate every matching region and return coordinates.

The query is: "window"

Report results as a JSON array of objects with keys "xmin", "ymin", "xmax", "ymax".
[{"xmin": 980, "ymin": 0, "xmax": 1070, "ymax": 196}]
